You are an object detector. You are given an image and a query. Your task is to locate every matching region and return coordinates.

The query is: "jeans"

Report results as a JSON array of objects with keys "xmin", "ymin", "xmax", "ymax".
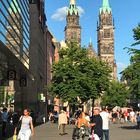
[
  {"xmin": 137, "ymin": 121, "xmax": 140, "ymax": 129},
  {"xmin": 103, "ymin": 129, "xmax": 109, "ymax": 140}
]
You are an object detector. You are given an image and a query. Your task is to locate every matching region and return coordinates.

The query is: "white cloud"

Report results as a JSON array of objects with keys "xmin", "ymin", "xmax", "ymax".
[
  {"xmin": 117, "ymin": 62, "xmax": 127, "ymax": 71},
  {"xmin": 77, "ymin": 6, "xmax": 85, "ymax": 16},
  {"xmin": 51, "ymin": 6, "xmax": 85, "ymax": 21},
  {"xmin": 51, "ymin": 6, "xmax": 68, "ymax": 21}
]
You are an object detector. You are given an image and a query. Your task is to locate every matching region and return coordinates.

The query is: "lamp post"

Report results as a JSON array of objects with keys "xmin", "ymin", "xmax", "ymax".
[{"xmin": 92, "ymin": 98, "xmax": 95, "ymax": 122}]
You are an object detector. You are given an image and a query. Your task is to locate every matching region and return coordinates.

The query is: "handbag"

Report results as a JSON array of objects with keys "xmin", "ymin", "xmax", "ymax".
[
  {"xmin": 16, "ymin": 116, "xmax": 23, "ymax": 135},
  {"xmin": 13, "ymin": 134, "xmax": 17, "ymax": 140}
]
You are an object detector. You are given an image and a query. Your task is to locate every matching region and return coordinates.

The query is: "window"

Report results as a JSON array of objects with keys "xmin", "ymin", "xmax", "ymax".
[
  {"xmin": 71, "ymin": 32, "xmax": 77, "ymax": 39},
  {"xmin": 104, "ymin": 29, "xmax": 110, "ymax": 38},
  {"xmin": 29, "ymin": 0, "xmax": 37, "ymax": 4}
]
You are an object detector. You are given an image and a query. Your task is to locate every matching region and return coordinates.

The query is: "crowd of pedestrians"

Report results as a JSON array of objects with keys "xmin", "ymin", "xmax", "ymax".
[
  {"xmin": 108, "ymin": 108, "xmax": 140, "ymax": 125},
  {"xmin": 0, "ymin": 106, "xmax": 140, "ymax": 140},
  {"xmin": 47, "ymin": 107, "xmax": 140, "ymax": 140}
]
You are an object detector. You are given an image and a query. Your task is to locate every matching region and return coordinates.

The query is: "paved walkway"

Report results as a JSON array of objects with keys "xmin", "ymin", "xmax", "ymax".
[{"xmin": 4, "ymin": 122, "xmax": 140, "ymax": 140}]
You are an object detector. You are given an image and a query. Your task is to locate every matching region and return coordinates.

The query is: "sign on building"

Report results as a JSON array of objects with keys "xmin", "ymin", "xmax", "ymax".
[{"xmin": 20, "ymin": 74, "xmax": 27, "ymax": 87}]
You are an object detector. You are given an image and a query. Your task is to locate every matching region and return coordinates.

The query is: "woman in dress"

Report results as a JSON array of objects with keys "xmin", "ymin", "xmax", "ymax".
[{"xmin": 14, "ymin": 108, "xmax": 34, "ymax": 140}]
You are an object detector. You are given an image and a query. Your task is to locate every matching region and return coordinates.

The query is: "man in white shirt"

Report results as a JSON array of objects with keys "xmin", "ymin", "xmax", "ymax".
[{"xmin": 100, "ymin": 107, "xmax": 110, "ymax": 140}]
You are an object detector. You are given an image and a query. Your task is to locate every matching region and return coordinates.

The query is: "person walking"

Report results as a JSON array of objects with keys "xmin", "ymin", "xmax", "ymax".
[
  {"xmin": 91, "ymin": 107, "xmax": 103, "ymax": 140},
  {"xmin": 1, "ymin": 107, "xmax": 8, "ymax": 137},
  {"xmin": 14, "ymin": 108, "xmax": 34, "ymax": 140},
  {"xmin": 100, "ymin": 107, "xmax": 110, "ymax": 140},
  {"xmin": 72, "ymin": 112, "xmax": 91, "ymax": 140},
  {"xmin": 58, "ymin": 110, "xmax": 68, "ymax": 135},
  {"xmin": 136, "ymin": 112, "xmax": 140, "ymax": 129}
]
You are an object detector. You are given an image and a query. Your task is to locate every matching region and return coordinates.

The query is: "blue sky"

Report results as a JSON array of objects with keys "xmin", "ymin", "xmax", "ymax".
[{"xmin": 45, "ymin": 0, "xmax": 140, "ymax": 79}]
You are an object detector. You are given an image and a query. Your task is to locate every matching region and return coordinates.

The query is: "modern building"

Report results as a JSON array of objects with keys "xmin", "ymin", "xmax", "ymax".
[
  {"xmin": 97, "ymin": 0, "xmax": 117, "ymax": 80},
  {"xmin": 0, "ymin": 0, "xmax": 32, "ymax": 108},
  {"xmin": 65, "ymin": 0, "xmax": 81, "ymax": 45},
  {"xmin": 0, "ymin": 0, "xmax": 51, "ymax": 120},
  {"xmin": 29, "ymin": 0, "xmax": 48, "ymax": 118}
]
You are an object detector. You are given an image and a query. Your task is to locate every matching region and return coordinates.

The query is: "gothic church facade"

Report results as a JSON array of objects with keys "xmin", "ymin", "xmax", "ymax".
[{"xmin": 65, "ymin": 0, "xmax": 117, "ymax": 80}]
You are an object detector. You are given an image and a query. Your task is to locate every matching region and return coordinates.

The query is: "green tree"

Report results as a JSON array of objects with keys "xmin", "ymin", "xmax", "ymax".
[
  {"xmin": 101, "ymin": 81, "xmax": 129, "ymax": 108},
  {"xmin": 48, "ymin": 42, "xmax": 111, "ymax": 106},
  {"xmin": 121, "ymin": 23, "xmax": 140, "ymax": 101},
  {"xmin": 132, "ymin": 23, "xmax": 140, "ymax": 46}
]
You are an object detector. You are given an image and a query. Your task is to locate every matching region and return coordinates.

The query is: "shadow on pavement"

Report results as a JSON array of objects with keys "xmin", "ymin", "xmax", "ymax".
[{"xmin": 120, "ymin": 125, "xmax": 137, "ymax": 130}]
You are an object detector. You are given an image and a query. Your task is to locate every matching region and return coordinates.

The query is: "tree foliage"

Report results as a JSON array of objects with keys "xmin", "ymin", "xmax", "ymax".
[
  {"xmin": 48, "ymin": 42, "xmax": 111, "ymax": 106},
  {"xmin": 101, "ymin": 81, "xmax": 129, "ymax": 108},
  {"xmin": 121, "ymin": 23, "xmax": 140, "ymax": 99},
  {"xmin": 132, "ymin": 23, "xmax": 140, "ymax": 46}
]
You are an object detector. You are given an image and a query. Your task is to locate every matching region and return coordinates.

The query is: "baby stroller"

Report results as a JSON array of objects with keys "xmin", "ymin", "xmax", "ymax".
[
  {"xmin": 72, "ymin": 124, "xmax": 87, "ymax": 140},
  {"xmin": 78, "ymin": 125, "xmax": 86, "ymax": 140}
]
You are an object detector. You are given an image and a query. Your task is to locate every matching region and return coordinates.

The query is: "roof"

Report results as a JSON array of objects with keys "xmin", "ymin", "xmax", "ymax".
[
  {"xmin": 67, "ymin": 0, "xmax": 79, "ymax": 16},
  {"xmin": 99, "ymin": 0, "xmax": 112, "ymax": 14}
]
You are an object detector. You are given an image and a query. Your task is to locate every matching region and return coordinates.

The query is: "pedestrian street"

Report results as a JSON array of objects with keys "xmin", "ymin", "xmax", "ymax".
[{"xmin": 6, "ymin": 122, "xmax": 140, "ymax": 140}]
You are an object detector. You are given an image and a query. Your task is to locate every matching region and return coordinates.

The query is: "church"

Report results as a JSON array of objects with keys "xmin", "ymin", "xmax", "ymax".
[
  {"xmin": 53, "ymin": 0, "xmax": 117, "ymax": 112},
  {"xmin": 63, "ymin": 0, "xmax": 117, "ymax": 80}
]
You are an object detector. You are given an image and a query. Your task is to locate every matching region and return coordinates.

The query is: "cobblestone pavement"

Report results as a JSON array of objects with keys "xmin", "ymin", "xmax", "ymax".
[{"xmin": 4, "ymin": 122, "xmax": 140, "ymax": 140}]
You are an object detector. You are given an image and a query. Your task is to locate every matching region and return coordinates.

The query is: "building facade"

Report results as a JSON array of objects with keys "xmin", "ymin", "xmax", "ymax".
[
  {"xmin": 1, "ymin": 0, "xmax": 30, "ymax": 69},
  {"xmin": 29, "ymin": 0, "xmax": 48, "ymax": 118},
  {"xmin": 0, "ymin": 0, "xmax": 50, "ymax": 120},
  {"xmin": 97, "ymin": 0, "xmax": 117, "ymax": 80},
  {"xmin": 0, "ymin": 0, "xmax": 31, "ymax": 108},
  {"xmin": 65, "ymin": 0, "xmax": 81, "ymax": 45},
  {"xmin": 45, "ymin": 29, "xmax": 60, "ymax": 112}
]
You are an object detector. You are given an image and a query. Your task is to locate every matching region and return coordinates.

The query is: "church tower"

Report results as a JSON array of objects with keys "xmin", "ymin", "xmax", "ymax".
[
  {"xmin": 65, "ymin": 0, "xmax": 81, "ymax": 45},
  {"xmin": 97, "ymin": 0, "xmax": 117, "ymax": 80}
]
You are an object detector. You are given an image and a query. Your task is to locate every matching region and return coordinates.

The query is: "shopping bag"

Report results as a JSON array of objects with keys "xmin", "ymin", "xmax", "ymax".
[
  {"xmin": 13, "ymin": 135, "xmax": 17, "ymax": 140},
  {"xmin": 91, "ymin": 130, "xmax": 100, "ymax": 140},
  {"xmin": 94, "ymin": 134, "xmax": 100, "ymax": 140}
]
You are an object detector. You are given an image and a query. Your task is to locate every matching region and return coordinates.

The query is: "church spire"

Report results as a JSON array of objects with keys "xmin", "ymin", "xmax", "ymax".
[
  {"xmin": 70, "ymin": 0, "xmax": 76, "ymax": 5},
  {"xmin": 65, "ymin": 0, "xmax": 81, "ymax": 45},
  {"xmin": 68, "ymin": 0, "xmax": 78, "ymax": 15},
  {"xmin": 100, "ymin": 0, "xmax": 111, "ymax": 14},
  {"xmin": 90, "ymin": 37, "xmax": 92, "ymax": 44},
  {"xmin": 88, "ymin": 38, "xmax": 97, "ymax": 58}
]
